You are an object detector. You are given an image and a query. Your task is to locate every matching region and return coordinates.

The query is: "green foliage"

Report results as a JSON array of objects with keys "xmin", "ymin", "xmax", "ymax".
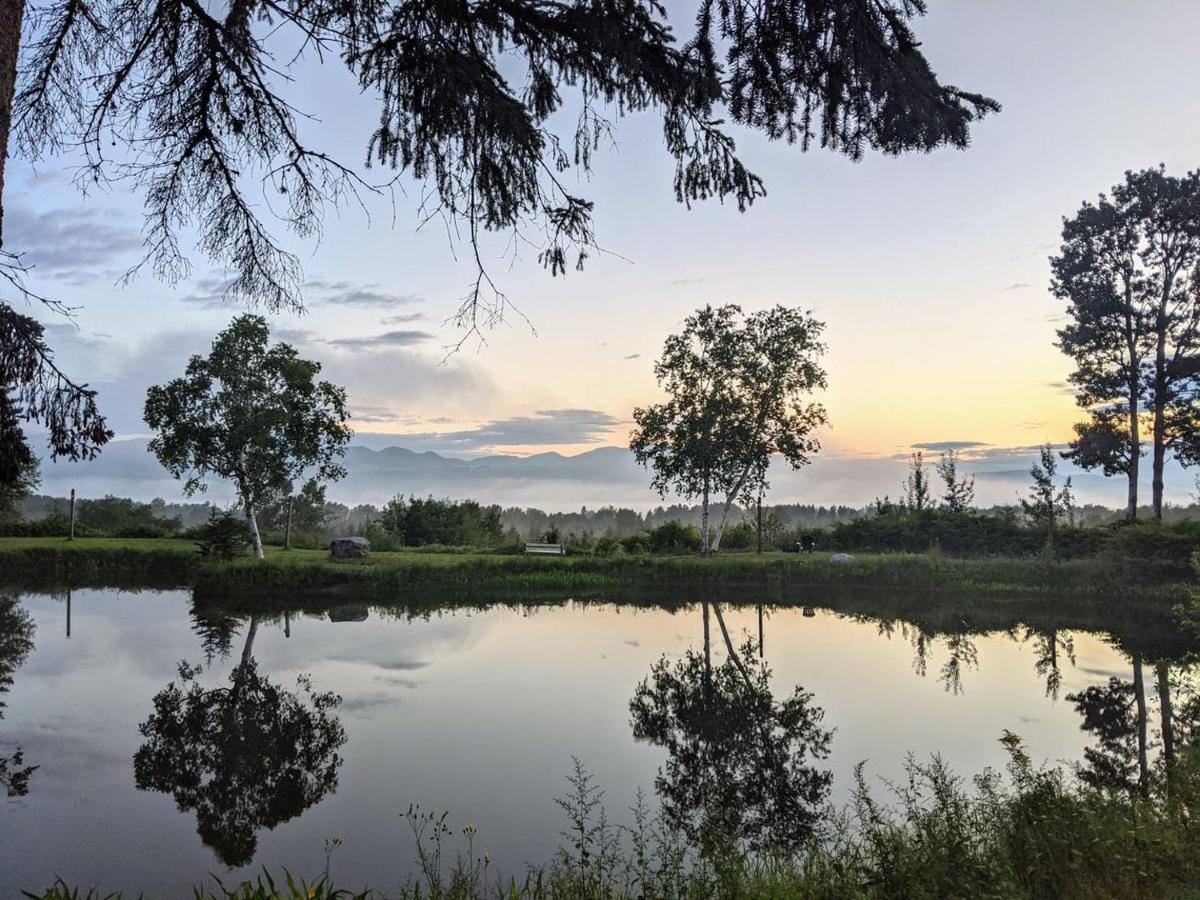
[
  {"xmin": 1021, "ymin": 445, "xmax": 1075, "ymax": 547},
  {"xmin": 935, "ymin": 449, "xmax": 976, "ymax": 513},
  {"xmin": 645, "ymin": 521, "xmax": 703, "ymax": 554},
  {"xmin": 720, "ymin": 521, "xmax": 756, "ymax": 550},
  {"xmin": 75, "ymin": 496, "xmax": 182, "ymax": 538},
  {"xmin": 903, "ymin": 450, "xmax": 932, "ymax": 511},
  {"xmin": 144, "ymin": 316, "xmax": 350, "ymax": 558},
  {"xmin": 631, "ymin": 305, "xmax": 828, "ymax": 552},
  {"xmin": 380, "ymin": 496, "xmax": 505, "ymax": 548},
  {"xmin": 195, "ymin": 509, "xmax": 252, "ymax": 560}
]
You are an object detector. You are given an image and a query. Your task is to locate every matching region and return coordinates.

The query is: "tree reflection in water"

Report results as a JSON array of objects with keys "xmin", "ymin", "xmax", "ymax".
[
  {"xmin": 629, "ymin": 601, "xmax": 831, "ymax": 855},
  {"xmin": 0, "ymin": 592, "xmax": 36, "ymax": 797},
  {"xmin": 133, "ymin": 616, "xmax": 347, "ymax": 867}
]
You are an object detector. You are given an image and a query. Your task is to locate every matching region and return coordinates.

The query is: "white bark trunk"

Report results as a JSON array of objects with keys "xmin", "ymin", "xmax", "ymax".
[
  {"xmin": 709, "ymin": 464, "xmax": 752, "ymax": 553},
  {"xmin": 700, "ymin": 477, "xmax": 711, "ymax": 555},
  {"xmin": 245, "ymin": 504, "xmax": 264, "ymax": 560}
]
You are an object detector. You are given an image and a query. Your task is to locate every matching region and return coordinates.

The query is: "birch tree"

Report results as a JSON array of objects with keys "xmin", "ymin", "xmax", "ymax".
[
  {"xmin": 144, "ymin": 315, "xmax": 350, "ymax": 559},
  {"xmin": 631, "ymin": 305, "xmax": 744, "ymax": 553},
  {"xmin": 631, "ymin": 304, "xmax": 827, "ymax": 554},
  {"xmin": 708, "ymin": 306, "xmax": 827, "ymax": 551}
]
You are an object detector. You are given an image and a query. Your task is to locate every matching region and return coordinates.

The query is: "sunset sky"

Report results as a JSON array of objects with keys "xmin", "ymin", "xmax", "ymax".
[{"xmin": 11, "ymin": 0, "xmax": 1200, "ymax": 507}]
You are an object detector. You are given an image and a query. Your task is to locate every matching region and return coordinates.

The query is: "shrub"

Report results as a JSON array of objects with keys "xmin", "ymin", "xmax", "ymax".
[
  {"xmin": 619, "ymin": 533, "xmax": 651, "ymax": 555},
  {"xmin": 646, "ymin": 521, "xmax": 703, "ymax": 554},
  {"xmin": 195, "ymin": 510, "xmax": 252, "ymax": 560},
  {"xmin": 720, "ymin": 522, "xmax": 756, "ymax": 550}
]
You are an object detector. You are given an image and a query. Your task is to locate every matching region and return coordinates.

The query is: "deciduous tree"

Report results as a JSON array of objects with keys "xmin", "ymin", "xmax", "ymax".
[{"xmin": 144, "ymin": 315, "xmax": 350, "ymax": 558}]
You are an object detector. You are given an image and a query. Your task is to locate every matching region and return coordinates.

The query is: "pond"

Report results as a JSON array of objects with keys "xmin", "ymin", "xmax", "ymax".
[{"xmin": 0, "ymin": 587, "xmax": 1194, "ymax": 896}]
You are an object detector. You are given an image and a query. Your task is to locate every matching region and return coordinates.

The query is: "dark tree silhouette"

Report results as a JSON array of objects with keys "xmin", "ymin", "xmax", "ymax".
[
  {"xmin": 133, "ymin": 620, "xmax": 346, "ymax": 866},
  {"xmin": 0, "ymin": 591, "xmax": 37, "ymax": 797},
  {"xmin": 1068, "ymin": 675, "xmax": 1144, "ymax": 795},
  {"xmin": 1054, "ymin": 167, "xmax": 1200, "ymax": 520},
  {"xmin": 629, "ymin": 624, "xmax": 831, "ymax": 854},
  {"xmin": 0, "ymin": 0, "xmax": 997, "ymax": 466}
]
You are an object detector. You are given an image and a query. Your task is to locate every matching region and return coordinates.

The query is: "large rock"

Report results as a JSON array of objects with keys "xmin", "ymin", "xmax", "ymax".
[
  {"xmin": 330, "ymin": 536, "xmax": 371, "ymax": 559},
  {"xmin": 830, "ymin": 552, "xmax": 855, "ymax": 565}
]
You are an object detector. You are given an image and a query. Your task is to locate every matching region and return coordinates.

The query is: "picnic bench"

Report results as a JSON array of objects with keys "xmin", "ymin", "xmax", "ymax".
[{"xmin": 524, "ymin": 542, "xmax": 565, "ymax": 556}]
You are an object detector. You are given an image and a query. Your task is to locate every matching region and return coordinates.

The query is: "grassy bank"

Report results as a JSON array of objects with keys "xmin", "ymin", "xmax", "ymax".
[
  {"xmin": 0, "ymin": 536, "xmax": 1186, "ymax": 599},
  {"xmin": 26, "ymin": 741, "xmax": 1200, "ymax": 899}
]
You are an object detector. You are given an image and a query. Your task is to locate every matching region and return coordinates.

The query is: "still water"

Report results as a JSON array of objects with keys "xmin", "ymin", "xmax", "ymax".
[{"xmin": 0, "ymin": 588, "xmax": 1191, "ymax": 895}]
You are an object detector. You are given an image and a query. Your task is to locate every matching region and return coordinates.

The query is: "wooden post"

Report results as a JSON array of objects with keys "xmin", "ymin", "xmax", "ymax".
[
  {"xmin": 756, "ymin": 493, "xmax": 763, "ymax": 554},
  {"xmin": 284, "ymin": 496, "xmax": 293, "ymax": 550},
  {"xmin": 68, "ymin": 488, "xmax": 76, "ymax": 541},
  {"xmin": 757, "ymin": 601, "xmax": 763, "ymax": 658},
  {"xmin": 66, "ymin": 588, "xmax": 71, "ymax": 639}
]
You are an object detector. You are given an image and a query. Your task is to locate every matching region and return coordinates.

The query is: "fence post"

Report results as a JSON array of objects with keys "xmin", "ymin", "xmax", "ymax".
[{"xmin": 68, "ymin": 488, "xmax": 76, "ymax": 541}]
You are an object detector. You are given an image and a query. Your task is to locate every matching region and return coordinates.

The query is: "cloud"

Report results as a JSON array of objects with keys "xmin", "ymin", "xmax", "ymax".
[
  {"xmin": 381, "ymin": 313, "xmax": 426, "ymax": 324},
  {"xmin": 624, "ymin": 353, "xmax": 641, "ymax": 360},
  {"xmin": 326, "ymin": 329, "xmax": 434, "ymax": 349},
  {"xmin": 910, "ymin": 440, "xmax": 991, "ymax": 452},
  {"xmin": 393, "ymin": 408, "xmax": 622, "ymax": 452},
  {"xmin": 4, "ymin": 204, "xmax": 144, "ymax": 285},
  {"xmin": 307, "ymin": 278, "xmax": 423, "ymax": 308},
  {"xmin": 1004, "ymin": 282, "xmax": 1033, "ymax": 290},
  {"xmin": 177, "ymin": 274, "xmax": 238, "ymax": 309}
]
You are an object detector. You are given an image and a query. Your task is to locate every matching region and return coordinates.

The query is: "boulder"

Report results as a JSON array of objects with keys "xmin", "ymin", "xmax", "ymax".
[
  {"xmin": 330, "ymin": 536, "xmax": 371, "ymax": 559},
  {"xmin": 830, "ymin": 552, "xmax": 855, "ymax": 565}
]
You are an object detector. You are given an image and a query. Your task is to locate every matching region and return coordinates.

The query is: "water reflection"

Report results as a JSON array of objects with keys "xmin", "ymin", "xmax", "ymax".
[
  {"xmin": 0, "ymin": 591, "xmax": 36, "ymax": 797},
  {"xmin": 133, "ymin": 615, "xmax": 348, "ymax": 866},
  {"xmin": 1068, "ymin": 653, "xmax": 1200, "ymax": 796},
  {"xmin": 629, "ymin": 601, "xmax": 832, "ymax": 853}
]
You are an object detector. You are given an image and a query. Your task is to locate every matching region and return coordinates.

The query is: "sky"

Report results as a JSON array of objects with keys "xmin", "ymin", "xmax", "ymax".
[{"xmin": 9, "ymin": 0, "xmax": 1200, "ymax": 508}]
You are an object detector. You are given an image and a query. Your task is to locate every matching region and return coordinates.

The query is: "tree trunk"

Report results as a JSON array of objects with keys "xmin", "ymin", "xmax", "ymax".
[
  {"xmin": 1133, "ymin": 655, "xmax": 1149, "ymax": 792},
  {"xmin": 1151, "ymin": 320, "xmax": 1168, "ymax": 519},
  {"xmin": 283, "ymin": 496, "xmax": 293, "ymax": 550},
  {"xmin": 245, "ymin": 504, "xmax": 264, "ymax": 560},
  {"xmin": 1157, "ymin": 661, "xmax": 1174, "ymax": 768},
  {"xmin": 239, "ymin": 615, "xmax": 260, "ymax": 668},
  {"xmin": 1127, "ymin": 392, "xmax": 1140, "ymax": 521},
  {"xmin": 700, "ymin": 476, "xmax": 710, "ymax": 555},
  {"xmin": 710, "ymin": 464, "xmax": 752, "ymax": 553},
  {"xmin": 701, "ymin": 599, "xmax": 711, "ymax": 700},
  {"xmin": 0, "ymin": 0, "xmax": 25, "ymax": 248}
]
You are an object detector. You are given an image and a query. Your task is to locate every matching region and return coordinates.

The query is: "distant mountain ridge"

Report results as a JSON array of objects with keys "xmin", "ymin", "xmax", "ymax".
[{"xmin": 32, "ymin": 436, "xmax": 1194, "ymax": 510}]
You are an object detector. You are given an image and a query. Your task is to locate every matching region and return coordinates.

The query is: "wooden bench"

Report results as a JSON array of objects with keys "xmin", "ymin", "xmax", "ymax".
[{"xmin": 524, "ymin": 542, "xmax": 565, "ymax": 556}]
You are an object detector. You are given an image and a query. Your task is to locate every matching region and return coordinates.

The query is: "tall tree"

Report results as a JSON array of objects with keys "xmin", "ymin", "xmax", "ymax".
[
  {"xmin": 631, "ymin": 304, "xmax": 826, "ymax": 554},
  {"xmin": 1054, "ymin": 167, "xmax": 1200, "ymax": 520},
  {"xmin": 1020, "ymin": 444, "xmax": 1074, "ymax": 549},
  {"xmin": 144, "ymin": 315, "xmax": 350, "ymax": 559},
  {"xmin": 935, "ymin": 448, "xmax": 975, "ymax": 513},
  {"xmin": 903, "ymin": 450, "xmax": 932, "ymax": 511},
  {"xmin": 0, "ymin": 0, "xmax": 997, "ymax": 471}
]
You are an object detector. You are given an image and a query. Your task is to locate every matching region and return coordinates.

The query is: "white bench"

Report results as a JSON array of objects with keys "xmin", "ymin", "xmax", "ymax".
[{"xmin": 524, "ymin": 542, "xmax": 565, "ymax": 556}]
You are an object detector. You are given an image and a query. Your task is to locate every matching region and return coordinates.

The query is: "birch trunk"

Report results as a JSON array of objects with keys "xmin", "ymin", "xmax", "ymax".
[
  {"xmin": 700, "ymin": 475, "xmax": 710, "ymax": 555},
  {"xmin": 1133, "ymin": 655, "xmax": 1149, "ymax": 792},
  {"xmin": 0, "ymin": 0, "xmax": 25, "ymax": 247},
  {"xmin": 709, "ymin": 464, "xmax": 752, "ymax": 553},
  {"xmin": 1157, "ymin": 661, "xmax": 1175, "ymax": 768},
  {"xmin": 1127, "ymin": 379, "xmax": 1140, "ymax": 521},
  {"xmin": 245, "ymin": 503, "xmax": 264, "ymax": 560}
]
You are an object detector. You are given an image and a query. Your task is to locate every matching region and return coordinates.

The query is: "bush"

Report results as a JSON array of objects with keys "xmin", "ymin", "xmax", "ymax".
[
  {"xmin": 619, "ymin": 533, "xmax": 651, "ymax": 555},
  {"xmin": 195, "ymin": 510, "xmax": 252, "ymax": 560},
  {"xmin": 720, "ymin": 522, "xmax": 756, "ymax": 550},
  {"xmin": 381, "ymin": 495, "xmax": 504, "ymax": 548},
  {"xmin": 0, "ymin": 515, "xmax": 101, "ymax": 538},
  {"xmin": 646, "ymin": 521, "xmax": 702, "ymax": 554}
]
